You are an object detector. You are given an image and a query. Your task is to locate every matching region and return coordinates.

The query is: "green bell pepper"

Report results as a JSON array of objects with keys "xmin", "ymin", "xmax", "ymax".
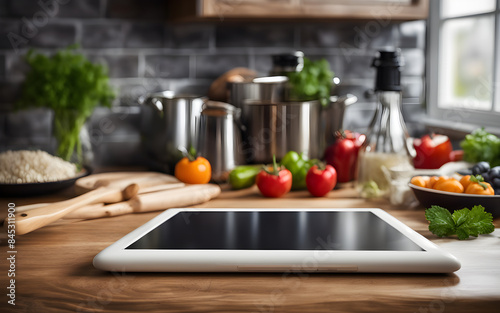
[
  {"xmin": 280, "ymin": 151, "xmax": 316, "ymax": 190},
  {"xmin": 228, "ymin": 165, "xmax": 262, "ymax": 190}
]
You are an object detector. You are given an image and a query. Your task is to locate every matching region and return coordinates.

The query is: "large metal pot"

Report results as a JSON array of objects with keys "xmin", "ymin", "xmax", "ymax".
[
  {"xmin": 323, "ymin": 94, "xmax": 358, "ymax": 147},
  {"xmin": 242, "ymin": 100, "xmax": 323, "ymax": 164},
  {"xmin": 242, "ymin": 94, "xmax": 357, "ymax": 164},
  {"xmin": 140, "ymin": 91, "xmax": 205, "ymax": 173}
]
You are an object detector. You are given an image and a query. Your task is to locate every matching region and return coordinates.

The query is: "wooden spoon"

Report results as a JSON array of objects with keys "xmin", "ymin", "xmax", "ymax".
[{"xmin": 8, "ymin": 184, "xmax": 139, "ymax": 235}]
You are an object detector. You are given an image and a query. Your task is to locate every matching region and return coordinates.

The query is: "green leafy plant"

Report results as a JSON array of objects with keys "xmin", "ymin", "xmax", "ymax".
[
  {"xmin": 16, "ymin": 45, "xmax": 115, "ymax": 162},
  {"xmin": 460, "ymin": 128, "xmax": 500, "ymax": 167},
  {"xmin": 286, "ymin": 57, "xmax": 334, "ymax": 107},
  {"xmin": 425, "ymin": 205, "xmax": 494, "ymax": 240}
]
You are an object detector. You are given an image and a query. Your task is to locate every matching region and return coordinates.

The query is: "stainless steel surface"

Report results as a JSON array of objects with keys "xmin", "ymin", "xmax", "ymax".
[
  {"xmin": 242, "ymin": 100, "xmax": 322, "ymax": 164},
  {"xmin": 141, "ymin": 91, "xmax": 206, "ymax": 173},
  {"xmin": 323, "ymin": 94, "xmax": 358, "ymax": 147},
  {"xmin": 228, "ymin": 76, "xmax": 287, "ymax": 108},
  {"xmin": 197, "ymin": 101, "xmax": 246, "ymax": 182}
]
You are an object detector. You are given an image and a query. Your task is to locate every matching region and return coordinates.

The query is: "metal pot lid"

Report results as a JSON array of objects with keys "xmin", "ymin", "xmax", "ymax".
[
  {"xmin": 243, "ymin": 99, "xmax": 320, "ymax": 106},
  {"xmin": 146, "ymin": 90, "xmax": 204, "ymax": 100}
]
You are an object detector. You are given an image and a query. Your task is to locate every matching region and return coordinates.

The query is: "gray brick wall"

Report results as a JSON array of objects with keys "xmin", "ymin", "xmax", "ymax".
[{"xmin": 0, "ymin": 0, "xmax": 427, "ymax": 166}]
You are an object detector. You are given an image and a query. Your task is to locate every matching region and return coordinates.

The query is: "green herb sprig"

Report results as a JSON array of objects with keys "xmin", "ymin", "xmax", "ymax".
[
  {"xmin": 286, "ymin": 57, "xmax": 334, "ymax": 107},
  {"xmin": 16, "ymin": 45, "xmax": 115, "ymax": 162},
  {"xmin": 425, "ymin": 205, "xmax": 494, "ymax": 240}
]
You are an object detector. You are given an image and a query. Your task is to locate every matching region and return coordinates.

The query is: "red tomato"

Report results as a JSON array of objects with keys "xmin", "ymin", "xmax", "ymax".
[
  {"xmin": 413, "ymin": 134, "xmax": 453, "ymax": 169},
  {"xmin": 324, "ymin": 131, "xmax": 365, "ymax": 183},
  {"xmin": 256, "ymin": 158, "xmax": 293, "ymax": 198},
  {"xmin": 306, "ymin": 164, "xmax": 337, "ymax": 197}
]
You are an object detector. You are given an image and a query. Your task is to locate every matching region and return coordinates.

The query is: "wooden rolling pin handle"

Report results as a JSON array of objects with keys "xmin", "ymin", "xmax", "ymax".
[
  {"xmin": 12, "ymin": 184, "xmax": 139, "ymax": 235},
  {"xmin": 65, "ymin": 184, "xmax": 221, "ymax": 220}
]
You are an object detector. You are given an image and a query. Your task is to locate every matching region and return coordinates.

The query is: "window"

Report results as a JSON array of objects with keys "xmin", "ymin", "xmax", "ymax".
[{"xmin": 427, "ymin": 0, "xmax": 500, "ymax": 132}]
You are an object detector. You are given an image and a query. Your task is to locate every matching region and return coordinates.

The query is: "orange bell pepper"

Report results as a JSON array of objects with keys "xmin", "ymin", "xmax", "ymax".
[
  {"xmin": 174, "ymin": 147, "xmax": 212, "ymax": 184},
  {"xmin": 464, "ymin": 175, "xmax": 495, "ymax": 195}
]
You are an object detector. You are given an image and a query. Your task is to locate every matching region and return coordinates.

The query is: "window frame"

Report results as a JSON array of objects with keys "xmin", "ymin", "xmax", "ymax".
[{"xmin": 426, "ymin": 0, "xmax": 500, "ymax": 131}]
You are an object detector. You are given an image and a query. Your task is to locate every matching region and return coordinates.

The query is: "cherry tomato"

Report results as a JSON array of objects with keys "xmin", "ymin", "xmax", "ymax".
[
  {"xmin": 324, "ymin": 130, "xmax": 365, "ymax": 183},
  {"xmin": 413, "ymin": 134, "xmax": 453, "ymax": 169},
  {"xmin": 256, "ymin": 156, "xmax": 292, "ymax": 198},
  {"xmin": 306, "ymin": 164, "xmax": 337, "ymax": 197},
  {"xmin": 175, "ymin": 156, "xmax": 212, "ymax": 184}
]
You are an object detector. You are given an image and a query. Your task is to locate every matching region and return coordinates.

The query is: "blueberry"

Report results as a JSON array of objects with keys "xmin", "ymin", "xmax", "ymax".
[
  {"xmin": 493, "ymin": 178, "xmax": 500, "ymax": 188},
  {"xmin": 488, "ymin": 167, "xmax": 500, "ymax": 179},
  {"xmin": 482, "ymin": 173, "xmax": 490, "ymax": 182},
  {"xmin": 472, "ymin": 161, "xmax": 490, "ymax": 175},
  {"xmin": 495, "ymin": 188, "xmax": 500, "ymax": 196},
  {"xmin": 472, "ymin": 166, "xmax": 482, "ymax": 176}
]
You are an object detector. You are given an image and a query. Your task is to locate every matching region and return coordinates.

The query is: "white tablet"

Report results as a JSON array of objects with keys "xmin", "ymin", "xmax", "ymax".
[{"xmin": 93, "ymin": 208, "xmax": 461, "ymax": 273}]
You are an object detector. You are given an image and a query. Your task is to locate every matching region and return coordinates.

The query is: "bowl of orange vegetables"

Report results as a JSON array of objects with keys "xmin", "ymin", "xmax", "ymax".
[{"xmin": 409, "ymin": 175, "xmax": 500, "ymax": 217}]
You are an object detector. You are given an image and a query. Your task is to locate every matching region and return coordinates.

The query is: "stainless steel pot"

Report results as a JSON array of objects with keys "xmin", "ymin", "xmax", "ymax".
[
  {"xmin": 228, "ymin": 76, "xmax": 288, "ymax": 108},
  {"xmin": 323, "ymin": 94, "xmax": 358, "ymax": 146},
  {"xmin": 140, "ymin": 91, "xmax": 205, "ymax": 173},
  {"xmin": 242, "ymin": 100, "xmax": 323, "ymax": 164},
  {"xmin": 242, "ymin": 94, "xmax": 357, "ymax": 164},
  {"xmin": 197, "ymin": 101, "xmax": 246, "ymax": 182}
]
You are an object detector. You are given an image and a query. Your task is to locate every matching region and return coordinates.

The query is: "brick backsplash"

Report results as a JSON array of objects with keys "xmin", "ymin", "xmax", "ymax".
[
  {"xmin": 216, "ymin": 23, "xmax": 296, "ymax": 48},
  {"xmin": 0, "ymin": 0, "xmax": 427, "ymax": 166},
  {"xmin": 7, "ymin": 0, "xmax": 102, "ymax": 18}
]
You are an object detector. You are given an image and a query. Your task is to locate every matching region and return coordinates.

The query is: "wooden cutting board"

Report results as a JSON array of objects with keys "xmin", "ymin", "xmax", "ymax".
[
  {"xmin": 66, "ymin": 183, "xmax": 222, "ymax": 220},
  {"xmin": 74, "ymin": 171, "xmax": 182, "ymax": 194}
]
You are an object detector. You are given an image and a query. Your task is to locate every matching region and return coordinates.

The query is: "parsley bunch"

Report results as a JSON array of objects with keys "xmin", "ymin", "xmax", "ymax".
[
  {"xmin": 16, "ymin": 46, "xmax": 115, "ymax": 163},
  {"xmin": 425, "ymin": 205, "xmax": 495, "ymax": 240},
  {"xmin": 286, "ymin": 57, "xmax": 334, "ymax": 107}
]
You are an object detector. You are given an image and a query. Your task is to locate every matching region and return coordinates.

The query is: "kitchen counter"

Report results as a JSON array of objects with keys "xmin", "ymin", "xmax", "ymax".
[{"xmin": 1, "ymin": 185, "xmax": 500, "ymax": 313}]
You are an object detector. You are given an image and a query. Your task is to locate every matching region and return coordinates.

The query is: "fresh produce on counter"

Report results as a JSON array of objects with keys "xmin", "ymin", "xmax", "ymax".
[
  {"xmin": 469, "ymin": 161, "xmax": 500, "ymax": 195},
  {"xmin": 461, "ymin": 128, "xmax": 500, "ymax": 167},
  {"xmin": 174, "ymin": 148, "xmax": 212, "ymax": 184},
  {"xmin": 413, "ymin": 134, "xmax": 454, "ymax": 169},
  {"xmin": 425, "ymin": 205, "xmax": 494, "ymax": 240},
  {"xmin": 411, "ymin": 174, "xmax": 495, "ymax": 195},
  {"xmin": 324, "ymin": 130, "xmax": 365, "ymax": 183},
  {"xmin": 306, "ymin": 164, "xmax": 337, "ymax": 197},
  {"xmin": 228, "ymin": 165, "xmax": 262, "ymax": 190},
  {"xmin": 280, "ymin": 151, "xmax": 318, "ymax": 190},
  {"xmin": 256, "ymin": 156, "xmax": 292, "ymax": 198}
]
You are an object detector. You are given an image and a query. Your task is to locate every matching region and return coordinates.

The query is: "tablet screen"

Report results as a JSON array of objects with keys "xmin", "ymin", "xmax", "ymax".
[{"xmin": 126, "ymin": 211, "xmax": 423, "ymax": 251}]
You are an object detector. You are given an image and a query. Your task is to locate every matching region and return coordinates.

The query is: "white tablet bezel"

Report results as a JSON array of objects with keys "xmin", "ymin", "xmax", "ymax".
[{"xmin": 93, "ymin": 208, "xmax": 461, "ymax": 273}]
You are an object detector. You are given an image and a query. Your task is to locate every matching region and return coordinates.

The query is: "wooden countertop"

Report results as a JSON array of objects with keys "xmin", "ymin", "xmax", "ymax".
[{"xmin": 1, "ymin": 184, "xmax": 500, "ymax": 313}]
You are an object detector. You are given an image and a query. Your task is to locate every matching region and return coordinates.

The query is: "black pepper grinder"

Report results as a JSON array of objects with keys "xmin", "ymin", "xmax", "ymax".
[{"xmin": 270, "ymin": 51, "xmax": 304, "ymax": 76}]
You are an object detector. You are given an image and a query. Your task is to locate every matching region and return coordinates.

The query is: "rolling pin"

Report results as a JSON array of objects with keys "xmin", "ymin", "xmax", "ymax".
[
  {"xmin": 65, "ymin": 184, "xmax": 222, "ymax": 220},
  {"xmin": 10, "ymin": 184, "xmax": 139, "ymax": 235}
]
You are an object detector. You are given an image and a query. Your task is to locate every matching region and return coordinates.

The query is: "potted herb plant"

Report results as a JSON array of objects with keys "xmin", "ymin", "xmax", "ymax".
[{"xmin": 16, "ymin": 45, "xmax": 115, "ymax": 164}]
